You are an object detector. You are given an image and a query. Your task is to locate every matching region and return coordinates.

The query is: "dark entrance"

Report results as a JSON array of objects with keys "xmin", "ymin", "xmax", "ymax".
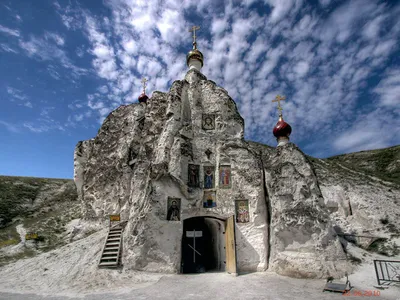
[{"xmin": 181, "ymin": 217, "xmax": 225, "ymax": 273}]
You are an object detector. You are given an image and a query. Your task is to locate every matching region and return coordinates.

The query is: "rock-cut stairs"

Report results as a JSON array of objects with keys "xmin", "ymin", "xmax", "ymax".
[{"xmin": 98, "ymin": 225, "xmax": 123, "ymax": 268}]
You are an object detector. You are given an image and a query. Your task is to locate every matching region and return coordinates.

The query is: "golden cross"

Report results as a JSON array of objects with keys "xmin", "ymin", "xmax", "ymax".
[
  {"xmin": 189, "ymin": 25, "xmax": 200, "ymax": 49},
  {"xmin": 272, "ymin": 94, "xmax": 286, "ymax": 116},
  {"xmin": 141, "ymin": 77, "xmax": 147, "ymax": 94}
]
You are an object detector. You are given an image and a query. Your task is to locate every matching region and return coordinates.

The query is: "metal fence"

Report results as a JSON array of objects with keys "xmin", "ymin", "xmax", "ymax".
[{"xmin": 373, "ymin": 259, "xmax": 400, "ymax": 286}]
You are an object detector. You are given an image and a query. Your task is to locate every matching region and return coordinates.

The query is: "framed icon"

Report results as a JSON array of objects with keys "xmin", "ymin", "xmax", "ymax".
[{"xmin": 202, "ymin": 114, "xmax": 215, "ymax": 130}]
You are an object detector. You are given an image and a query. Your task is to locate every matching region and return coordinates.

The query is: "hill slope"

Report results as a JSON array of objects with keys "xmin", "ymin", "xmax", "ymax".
[
  {"xmin": 324, "ymin": 145, "xmax": 400, "ymax": 184},
  {"xmin": 0, "ymin": 176, "xmax": 80, "ymax": 266}
]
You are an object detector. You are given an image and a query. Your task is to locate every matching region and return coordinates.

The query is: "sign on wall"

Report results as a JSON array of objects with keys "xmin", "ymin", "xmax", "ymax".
[
  {"xmin": 186, "ymin": 231, "xmax": 203, "ymax": 237},
  {"xmin": 109, "ymin": 215, "xmax": 120, "ymax": 222},
  {"xmin": 25, "ymin": 233, "xmax": 38, "ymax": 240}
]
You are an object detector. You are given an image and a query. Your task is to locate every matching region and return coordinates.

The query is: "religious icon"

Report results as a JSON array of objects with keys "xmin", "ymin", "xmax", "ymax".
[
  {"xmin": 235, "ymin": 200, "xmax": 249, "ymax": 223},
  {"xmin": 203, "ymin": 191, "xmax": 216, "ymax": 208},
  {"xmin": 167, "ymin": 198, "xmax": 181, "ymax": 221},
  {"xmin": 219, "ymin": 165, "xmax": 231, "ymax": 188},
  {"xmin": 203, "ymin": 166, "xmax": 215, "ymax": 189},
  {"xmin": 188, "ymin": 164, "xmax": 200, "ymax": 187},
  {"xmin": 202, "ymin": 114, "xmax": 215, "ymax": 130}
]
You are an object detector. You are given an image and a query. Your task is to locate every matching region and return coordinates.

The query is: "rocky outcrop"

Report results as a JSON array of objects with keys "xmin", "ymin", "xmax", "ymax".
[
  {"xmin": 310, "ymin": 156, "xmax": 400, "ymax": 254},
  {"xmin": 73, "ymin": 69, "xmax": 353, "ymax": 278},
  {"xmin": 261, "ymin": 144, "xmax": 350, "ymax": 278}
]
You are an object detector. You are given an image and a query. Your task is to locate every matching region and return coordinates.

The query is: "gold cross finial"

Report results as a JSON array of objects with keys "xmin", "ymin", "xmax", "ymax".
[
  {"xmin": 272, "ymin": 94, "xmax": 286, "ymax": 117},
  {"xmin": 189, "ymin": 25, "xmax": 200, "ymax": 49},
  {"xmin": 141, "ymin": 77, "xmax": 147, "ymax": 94}
]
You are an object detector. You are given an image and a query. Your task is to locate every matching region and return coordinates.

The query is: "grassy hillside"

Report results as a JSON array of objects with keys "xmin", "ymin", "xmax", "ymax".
[
  {"xmin": 0, "ymin": 176, "xmax": 77, "ymax": 227},
  {"xmin": 0, "ymin": 175, "xmax": 80, "ymax": 266},
  {"xmin": 324, "ymin": 145, "xmax": 400, "ymax": 184}
]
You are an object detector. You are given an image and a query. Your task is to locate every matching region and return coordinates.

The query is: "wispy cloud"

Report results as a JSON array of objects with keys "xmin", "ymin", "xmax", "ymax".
[
  {"xmin": 7, "ymin": 86, "xmax": 28, "ymax": 101},
  {"xmin": 51, "ymin": 0, "xmax": 399, "ymax": 154},
  {"xmin": 373, "ymin": 67, "xmax": 400, "ymax": 108},
  {"xmin": 0, "ymin": 43, "xmax": 18, "ymax": 53},
  {"xmin": 0, "ymin": 24, "xmax": 20, "ymax": 37},
  {"xmin": 18, "ymin": 33, "xmax": 87, "ymax": 78},
  {"xmin": 0, "ymin": 121, "xmax": 19, "ymax": 133}
]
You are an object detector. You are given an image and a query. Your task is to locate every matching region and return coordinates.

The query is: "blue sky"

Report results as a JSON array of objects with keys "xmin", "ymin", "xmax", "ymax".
[{"xmin": 0, "ymin": 0, "xmax": 399, "ymax": 179}]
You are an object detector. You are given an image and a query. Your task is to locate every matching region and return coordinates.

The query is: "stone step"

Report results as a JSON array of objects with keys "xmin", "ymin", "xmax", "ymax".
[
  {"xmin": 102, "ymin": 251, "xmax": 119, "ymax": 256},
  {"xmin": 108, "ymin": 233, "xmax": 121, "ymax": 237},
  {"xmin": 101, "ymin": 257, "xmax": 118, "ymax": 262},
  {"xmin": 104, "ymin": 247, "xmax": 119, "ymax": 251},
  {"xmin": 106, "ymin": 242, "xmax": 120, "ymax": 246},
  {"xmin": 107, "ymin": 238, "xmax": 121, "ymax": 242},
  {"xmin": 99, "ymin": 262, "xmax": 119, "ymax": 267}
]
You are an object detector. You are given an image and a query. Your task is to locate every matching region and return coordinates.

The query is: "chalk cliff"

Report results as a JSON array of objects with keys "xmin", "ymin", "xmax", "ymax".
[{"xmin": 74, "ymin": 69, "xmax": 356, "ymax": 278}]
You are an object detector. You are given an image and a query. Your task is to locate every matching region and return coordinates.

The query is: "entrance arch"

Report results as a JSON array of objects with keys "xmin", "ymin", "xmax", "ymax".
[{"xmin": 181, "ymin": 216, "xmax": 226, "ymax": 273}]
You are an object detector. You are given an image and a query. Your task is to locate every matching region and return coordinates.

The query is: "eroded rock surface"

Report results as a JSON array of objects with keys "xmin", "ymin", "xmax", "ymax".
[{"xmin": 74, "ymin": 69, "xmax": 363, "ymax": 277}]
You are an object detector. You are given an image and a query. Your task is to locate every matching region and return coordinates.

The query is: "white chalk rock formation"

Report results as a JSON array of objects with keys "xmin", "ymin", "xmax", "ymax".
[{"xmin": 74, "ymin": 69, "xmax": 348, "ymax": 278}]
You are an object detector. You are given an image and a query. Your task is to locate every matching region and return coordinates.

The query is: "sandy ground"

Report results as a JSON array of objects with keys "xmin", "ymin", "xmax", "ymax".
[
  {"xmin": 0, "ymin": 229, "xmax": 399, "ymax": 300},
  {"xmin": 0, "ymin": 271, "xmax": 399, "ymax": 300}
]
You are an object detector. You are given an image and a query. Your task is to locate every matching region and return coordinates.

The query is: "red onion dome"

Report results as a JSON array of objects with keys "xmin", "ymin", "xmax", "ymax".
[
  {"xmin": 273, "ymin": 117, "xmax": 292, "ymax": 138},
  {"xmin": 138, "ymin": 92, "xmax": 148, "ymax": 103}
]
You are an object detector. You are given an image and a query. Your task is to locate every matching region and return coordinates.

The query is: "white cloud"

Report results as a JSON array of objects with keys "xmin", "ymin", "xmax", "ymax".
[
  {"xmin": 265, "ymin": 0, "xmax": 298, "ymax": 23},
  {"xmin": 373, "ymin": 68, "xmax": 400, "ymax": 107},
  {"xmin": 6, "ymin": 86, "xmax": 28, "ymax": 101},
  {"xmin": 0, "ymin": 121, "xmax": 19, "ymax": 133},
  {"xmin": 0, "ymin": 24, "xmax": 20, "ymax": 37},
  {"xmin": 98, "ymin": 85, "xmax": 109, "ymax": 94},
  {"xmin": 76, "ymin": 46, "xmax": 85, "ymax": 57},
  {"xmin": 333, "ymin": 109, "xmax": 399, "ymax": 153},
  {"xmin": 0, "ymin": 43, "xmax": 18, "ymax": 53},
  {"xmin": 44, "ymin": 32, "xmax": 65, "ymax": 46},
  {"xmin": 48, "ymin": 0, "xmax": 399, "ymax": 155},
  {"xmin": 18, "ymin": 34, "xmax": 87, "ymax": 77},
  {"xmin": 293, "ymin": 61, "xmax": 309, "ymax": 77},
  {"xmin": 24, "ymin": 101, "xmax": 33, "ymax": 108}
]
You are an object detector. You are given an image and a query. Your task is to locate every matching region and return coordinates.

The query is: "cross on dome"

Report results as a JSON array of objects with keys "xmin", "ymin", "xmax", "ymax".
[
  {"xmin": 141, "ymin": 77, "xmax": 148, "ymax": 94},
  {"xmin": 138, "ymin": 77, "xmax": 149, "ymax": 104},
  {"xmin": 189, "ymin": 25, "xmax": 200, "ymax": 49},
  {"xmin": 186, "ymin": 25, "xmax": 204, "ymax": 71},
  {"xmin": 272, "ymin": 94, "xmax": 292, "ymax": 147},
  {"xmin": 272, "ymin": 94, "xmax": 286, "ymax": 117}
]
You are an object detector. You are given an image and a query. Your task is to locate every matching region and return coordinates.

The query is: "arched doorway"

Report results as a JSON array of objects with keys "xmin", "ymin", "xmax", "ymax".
[{"xmin": 181, "ymin": 216, "xmax": 226, "ymax": 273}]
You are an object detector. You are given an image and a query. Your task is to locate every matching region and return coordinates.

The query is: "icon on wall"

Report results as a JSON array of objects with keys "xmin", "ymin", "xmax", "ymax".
[
  {"xmin": 219, "ymin": 165, "xmax": 231, "ymax": 188},
  {"xmin": 203, "ymin": 166, "xmax": 215, "ymax": 189},
  {"xmin": 188, "ymin": 164, "xmax": 200, "ymax": 187},
  {"xmin": 235, "ymin": 200, "xmax": 249, "ymax": 223},
  {"xmin": 203, "ymin": 191, "xmax": 216, "ymax": 208},
  {"xmin": 202, "ymin": 114, "xmax": 215, "ymax": 130},
  {"xmin": 167, "ymin": 197, "xmax": 181, "ymax": 221}
]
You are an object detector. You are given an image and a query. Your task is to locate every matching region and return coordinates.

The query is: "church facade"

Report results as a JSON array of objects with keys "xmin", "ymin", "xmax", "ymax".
[{"xmin": 73, "ymin": 29, "xmax": 350, "ymax": 278}]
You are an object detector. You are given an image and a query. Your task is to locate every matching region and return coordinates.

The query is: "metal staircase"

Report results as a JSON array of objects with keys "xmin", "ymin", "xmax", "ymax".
[{"xmin": 98, "ymin": 225, "xmax": 123, "ymax": 268}]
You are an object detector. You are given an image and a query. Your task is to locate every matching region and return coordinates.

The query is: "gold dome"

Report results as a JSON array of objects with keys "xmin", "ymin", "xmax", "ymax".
[{"xmin": 186, "ymin": 48, "xmax": 204, "ymax": 67}]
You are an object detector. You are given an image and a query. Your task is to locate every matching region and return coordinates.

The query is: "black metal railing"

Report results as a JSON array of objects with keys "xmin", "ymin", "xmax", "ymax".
[{"xmin": 373, "ymin": 259, "xmax": 400, "ymax": 286}]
